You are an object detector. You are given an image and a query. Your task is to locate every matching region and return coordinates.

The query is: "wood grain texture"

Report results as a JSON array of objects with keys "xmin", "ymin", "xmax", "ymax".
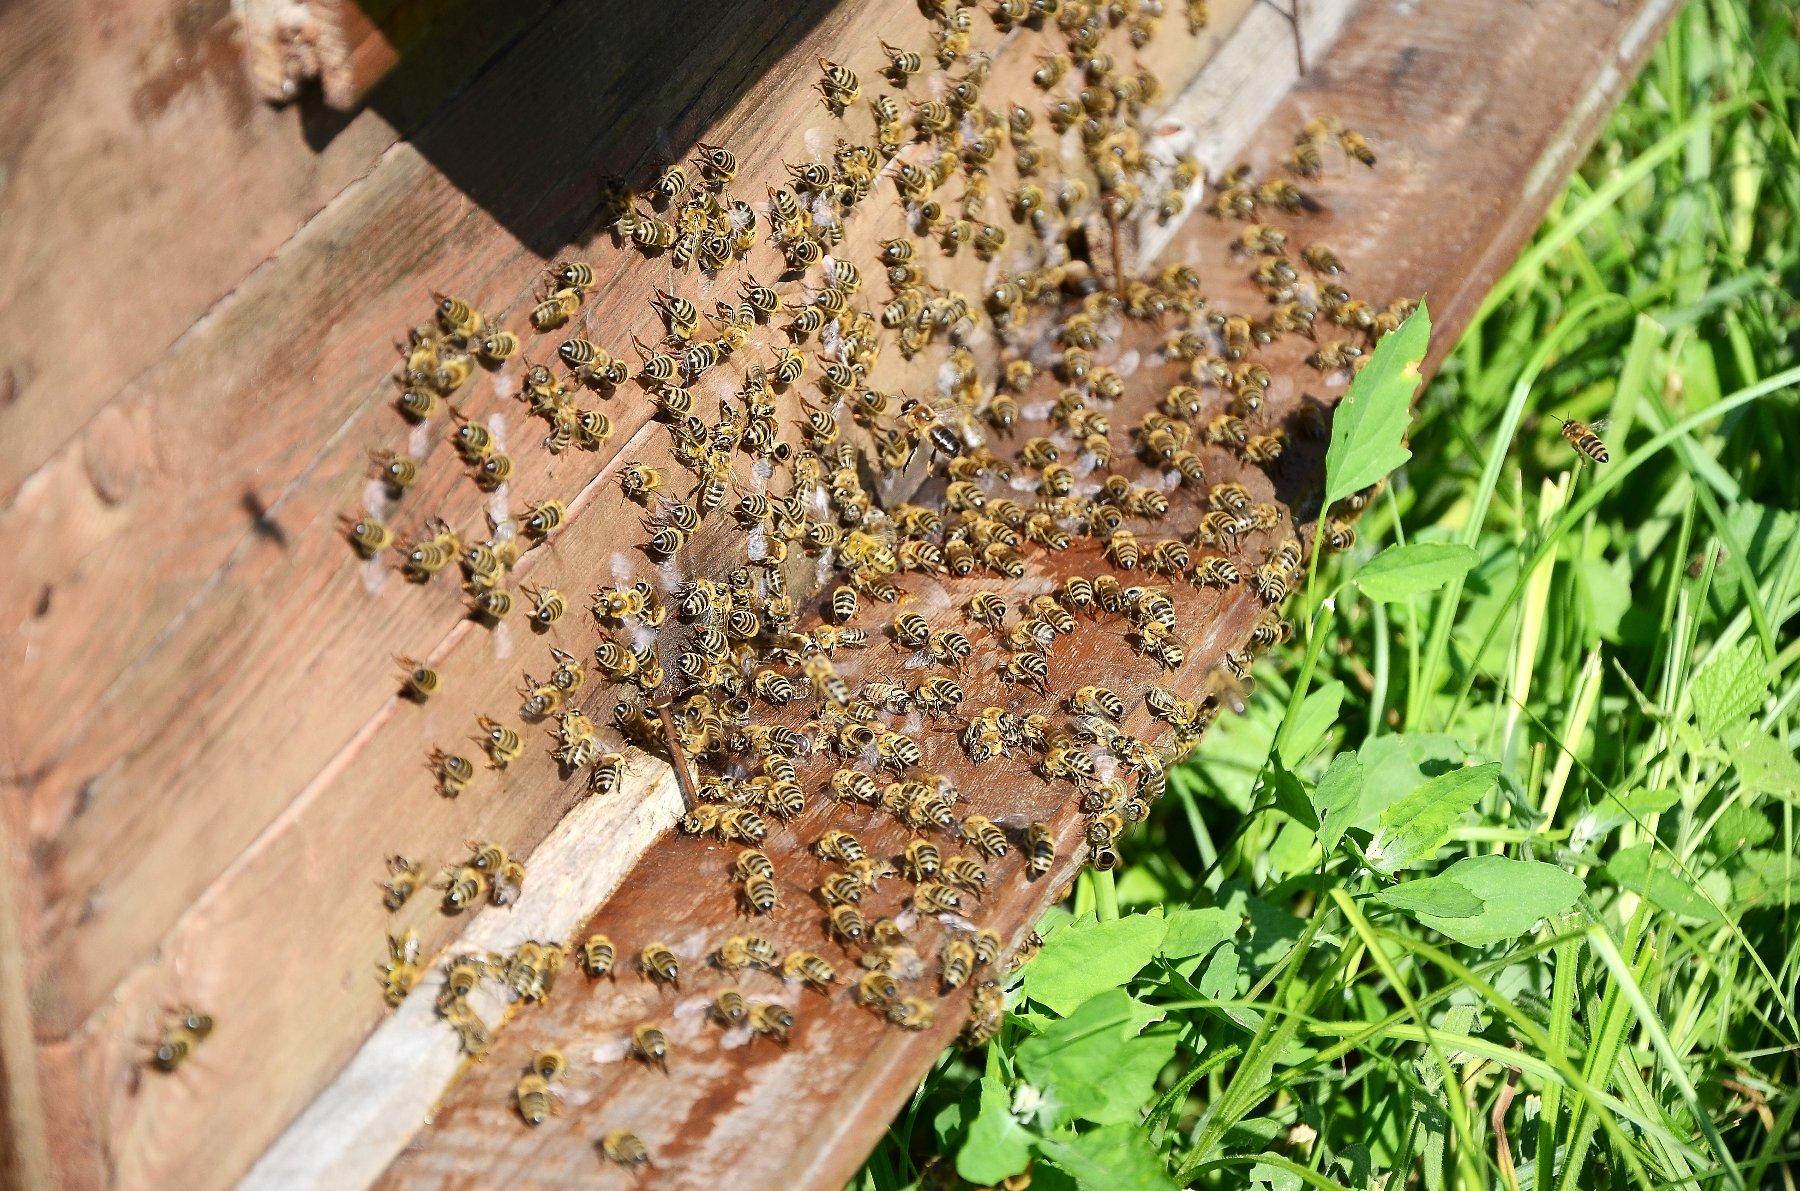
[
  {"xmin": 362, "ymin": 0, "xmax": 1682, "ymax": 1186},
  {"xmin": 2, "ymin": 2, "xmax": 1259, "ymax": 1188}
]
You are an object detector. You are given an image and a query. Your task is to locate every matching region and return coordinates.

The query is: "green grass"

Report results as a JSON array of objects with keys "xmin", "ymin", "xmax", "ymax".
[{"xmin": 855, "ymin": 0, "xmax": 1800, "ymax": 1186}]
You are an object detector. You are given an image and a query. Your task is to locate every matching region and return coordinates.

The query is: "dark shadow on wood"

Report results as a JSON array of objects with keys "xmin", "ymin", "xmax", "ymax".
[{"xmin": 297, "ymin": 0, "xmax": 844, "ymax": 258}]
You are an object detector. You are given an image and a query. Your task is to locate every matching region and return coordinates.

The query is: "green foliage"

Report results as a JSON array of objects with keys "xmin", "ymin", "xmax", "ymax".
[
  {"xmin": 857, "ymin": 3, "xmax": 1799, "ymax": 1187},
  {"xmin": 1323, "ymin": 303, "xmax": 1430, "ymax": 509}
]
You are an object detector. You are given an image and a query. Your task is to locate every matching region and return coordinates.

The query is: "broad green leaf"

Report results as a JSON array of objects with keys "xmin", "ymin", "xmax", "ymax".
[
  {"xmin": 1366, "ymin": 763, "xmax": 1498, "ymax": 876},
  {"xmin": 1728, "ymin": 725, "xmax": 1800, "ymax": 802},
  {"xmin": 1710, "ymin": 801, "xmax": 1775, "ymax": 851},
  {"xmin": 1377, "ymin": 879, "xmax": 1484, "ymax": 919},
  {"xmin": 1355, "ymin": 542, "xmax": 1479, "ymax": 603},
  {"xmin": 1323, "ymin": 302, "xmax": 1430, "ymax": 507},
  {"xmin": 1036, "ymin": 1123, "xmax": 1180, "ymax": 1191},
  {"xmin": 1016, "ymin": 990, "xmax": 1178, "ymax": 1126},
  {"xmin": 1350, "ymin": 734, "xmax": 1468, "ymax": 830},
  {"xmin": 1159, "ymin": 907, "xmax": 1238, "ymax": 961},
  {"xmin": 1707, "ymin": 500, "xmax": 1800, "ymax": 613},
  {"xmin": 1267, "ymin": 817, "xmax": 1317, "ymax": 875},
  {"xmin": 1570, "ymin": 786, "xmax": 1679, "ymax": 851},
  {"xmin": 1730, "ymin": 849, "xmax": 1800, "ymax": 907},
  {"xmin": 1691, "ymin": 640, "xmax": 1768, "ymax": 742},
  {"xmin": 1262, "ymin": 759, "xmax": 1317, "ymax": 830},
  {"xmin": 1387, "ymin": 856, "xmax": 1583, "ymax": 945},
  {"xmin": 1278, "ymin": 680, "xmax": 1346, "ymax": 768},
  {"xmin": 1604, "ymin": 843, "xmax": 1722, "ymax": 923},
  {"xmin": 1573, "ymin": 554, "xmax": 1633, "ymax": 641},
  {"xmin": 956, "ymin": 1076, "xmax": 1035, "ymax": 1184},
  {"xmin": 1023, "ymin": 911, "xmax": 1168, "ymax": 1015},
  {"xmin": 1312, "ymin": 751, "xmax": 1364, "ymax": 853}
]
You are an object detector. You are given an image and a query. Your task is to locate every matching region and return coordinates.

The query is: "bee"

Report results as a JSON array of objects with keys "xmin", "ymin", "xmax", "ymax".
[
  {"xmin": 601, "ymin": 1130, "xmax": 650, "ymax": 1168},
  {"xmin": 433, "ymin": 293, "xmax": 485, "ymax": 341},
  {"xmin": 1323, "ymin": 517, "xmax": 1358, "ymax": 552},
  {"xmin": 1338, "ymin": 127, "xmax": 1376, "ymax": 166},
  {"xmin": 640, "ymin": 943, "xmax": 679, "ymax": 986},
  {"xmin": 342, "ymin": 512, "xmax": 393, "ymax": 558},
  {"xmin": 428, "ymin": 748, "xmax": 476, "ymax": 797},
  {"xmin": 741, "ymin": 872, "xmax": 778, "ymax": 915},
  {"xmin": 709, "ymin": 989, "xmax": 750, "ymax": 1029},
  {"xmin": 150, "ymin": 1007, "xmax": 215, "ymax": 1072},
  {"xmin": 913, "ymin": 881, "xmax": 964, "ymax": 915},
  {"xmin": 819, "ymin": 871, "xmax": 864, "ymax": 906},
  {"xmin": 784, "ymin": 951, "xmax": 839, "ymax": 990},
  {"xmin": 514, "ymin": 1073, "xmax": 560, "ymax": 1126},
  {"xmin": 439, "ymin": 865, "xmax": 486, "ymax": 912},
  {"xmin": 1192, "ymin": 555, "xmax": 1241, "ymax": 587},
  {"xmin": 1000, "ymin": 651, "xmax": 1049, "ymax": 692},
  {"xmin": 1106, "ymin": 529, "xmax": 1141, "ymax": 570},
  {"xmin": 1301, "ymin": 242, "xmax": 1343, "ymax": 275},
  {"xmin": 941, "ymin": 939, "xmax": 975, "ymax": 990},
  {"xmin": 1068, "ymin": 685, "xmax": 1125, "ymax": 722},
  {"xmin": 521, "ymin": 499, "xmax": 565, "ymax": 540},
  {"xmin": 817, "ymin": 57, "xmax": 861, "ymax": 111},
  {"xmin": 750, "ymin": 1001, "xmax": 794, "ymax": 1042},
  {"xmin": 857, "ymin": 970, "xmax": 899, "ymax": 1008},
  {"xmin": 393, "ymin": 655, "xmax": 441, "ymax": 700},
  {"xmin": 1560, "ymin": 416, "xmax": 1610, "ymax": 463},
  {"xmin": 927, "ymin": 630, "xmax": 972, "ymax": 670},
  {"xmin": 1150, "ymin": 539, "xmax": 1192, "ymax": 575},
  {"xmin": 943, "ymin": 855, "xmax": 988, "ymax": 894},
  {"xmin": 902, "ymin": 838, "xmax": 942, "ymax": 881},
  {"xmin": 717, "ymin": 934, "xmax": 780, "ymax": 973},
  {"xmin": 630, "ymin": 1025, "xmax": 669, "ymax": 1069},
  {"xmin": 475, "ymin": 716, "xmax": 523, "ymax": 769},
  {"xmin": 1253, "ymin": 563, "xmax": 1290, "ymax": 605},
  {"xmin": 1025, "ymin": 822, "xmax": 1054, "ymax": 877},
  {"xmin": 380, "ymin": 855, "xmax": 423, "ymax": 910},
  {"xmin": 577, "ymin": 934, "xmax": 616, "ymax": 978},
  {"xmin": 519, "ymin": 583, "xmax": 566, "ymax": 630},
  {"xmin": 380, "ymin": 930, "xmax": 423, "ymax": 1006},
  {"xmin": 889, "ymin": 997, "xmax": 937, "ymax": 1031},
  {"xmin": 695, "ymin": 140, "xmax": 739, "ymax": 186},
  {"xmin": 529, "ymin": 286, "xmax": 582, "ymax": 332}
]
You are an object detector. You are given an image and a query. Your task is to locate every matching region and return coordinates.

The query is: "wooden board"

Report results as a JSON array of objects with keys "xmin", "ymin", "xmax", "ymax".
[
  {"xmin": 348, "ymin": 0, "xmax": 1678, "ymax": 1186},
  {"xmin": 0, "ymin": 1, "xmax": 1267, "ymax": 1187}
]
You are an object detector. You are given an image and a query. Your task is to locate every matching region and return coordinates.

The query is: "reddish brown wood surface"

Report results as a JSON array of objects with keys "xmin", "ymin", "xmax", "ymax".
[
  {"xmin": 0, "ymin": 2, "xmax": 1263, "ymax": 1188},
  {"xmin": 365, "ymin": 1, "xmax": 1684, "ymax": 1187}
]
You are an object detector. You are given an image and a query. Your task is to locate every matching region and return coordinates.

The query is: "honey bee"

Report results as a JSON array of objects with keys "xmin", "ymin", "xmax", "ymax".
[
  {"xmin": 378, "ymin": 855, "xmax": 423, "ymax": 911},
  {"xmin": 380, "ymin": 930, "xmax": 423, "ymax": 1006},
  {"xmin": 639, "ymin": 943, "xmax": 679, "ymax": 986},
  {"xmin": 529, "ymin": 287, "xmax": 582, "ymax": 331},
  {"xmin": 521, "ymin": 499, "xmax": 565, "ymax": 540},
  {"xmin": 741, "ymin": 871, "xmax": 778, "ymax": 915},
  {"xmin": 709, "ymin": 989, "xmax": 750, "ymax": 1029},
  {"xmin": 1338, "ymin": 127, "xmax": 1376, "ymax": 166},
  {"xmin": 817, "ymin": 58, "xmax": 861, "ymax": 111},
  {"xmin": 428, "ymin": 748, "xmax": 476, "ymax": 797},
  {"xmin": 941, "ymin": 938, "xmax": 975, "ymax": 990},
  {"xmin": 439, "ymin": 865, "xmax": 486, "ymax": 912},
  {"xmin": 433, "ymin": 293, "xmax": 484, "ymax": 341},
  {"xmin": 475, "ymin": 716, "xmax": 523, "ymax": 769},
  {"xmin": 784, "ymin": 951, "xmax": 839, "ymax": 990},
  {"xmin": 717, "ymin": 934, "xmax": 780, "ymax": 973},
  {"xmin": 625, "ymin": 1024, "xmax": 668, "ymax": 1070},
  {"xmin": 342, "ymin": 512, "xmax": 393, "ymax": 558},
  {"xmin": 1560, "ymin": 416, "xmax": 1610, "ymax": 463},
  {"xmin": 514, "ymin": 1073, "xmax": 560, "ymax": 1126},
  {"xmin": 149, "ymin": 1007, "xmax": 215, "ymax": 1073},
  {"xmin": 901, "ymin": 838, "xmax": 942, "ymax": 882},
  {"xmin": 600, "ymin": 1130, "xmax": 650, "ymax": 1168},
  {"xmin": 823, "ymin": 902, "xmax": 865, "ymax": 945},
  {"xmin": 576, "ymin": 934, "xmax": 615, "ymax": 978},
  {"xmin": 889, "ymin": 997, "xmax": 937, "ymax": 1031},
  {"xmin": 695, "ymin": 141, "xmax": 739, "ymax": 186},
  {"xmin": 750, "ymin": 1001, "xmax": 794, "ymax": 1042},
  {"xmin": 857, "ymin": 970, "xmax": 899, "ymax": 1009},
  {"xmin": 521, "ymin": 583, "xmax": 567, "ymax": 629},
  {"xmin": 1025, "ymin": 822, "xmax": 1055, "ymax": 877}
]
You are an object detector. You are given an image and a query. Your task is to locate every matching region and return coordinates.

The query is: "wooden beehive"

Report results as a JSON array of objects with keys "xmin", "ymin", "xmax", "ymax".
[{"xmin": 0, "ymin": 0, "xmax": 1677, "ymax": 1187}]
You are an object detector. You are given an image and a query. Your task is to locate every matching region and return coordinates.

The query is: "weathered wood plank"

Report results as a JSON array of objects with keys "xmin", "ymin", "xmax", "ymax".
[
  {"xmin": 7, "ymin": 4, "xmax": 1264, "ymax": 1188},
  {"xmin": 362, "ymin": 0, "xmax": 1683, "ymax": 1186},
  {"xmin": 0, "ymin": 0, "xmax": 404, "ymax": 504}
]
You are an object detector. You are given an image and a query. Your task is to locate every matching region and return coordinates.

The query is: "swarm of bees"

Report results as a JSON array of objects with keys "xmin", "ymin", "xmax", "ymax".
[{"xmin": 282, "ymin": 0, "xmax": 1440, "ymax": 1171}]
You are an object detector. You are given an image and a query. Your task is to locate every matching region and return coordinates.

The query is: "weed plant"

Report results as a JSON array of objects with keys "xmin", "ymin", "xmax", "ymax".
[{"xmin": 858, "ymin": 0, "xmax": 1800, "ymax": 1186}]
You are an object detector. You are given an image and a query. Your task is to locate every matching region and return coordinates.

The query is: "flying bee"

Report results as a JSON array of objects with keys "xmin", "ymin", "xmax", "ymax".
[
  {"xmin": 1338, "ymin": 127, "xmax": 1376, "ymax": 165},
  {"xmin": 395, "ymin": 656, "xmax": 441, "ymax": 700},
  {"xmin": 1560, "ymin": 415, "xmax": 1610, "ymax": 463},
  {"xmin": 428, "ymin": 748, "xmax": 476, "ymax": 797},
  {"xmin": 149, "ymin": 1007, "xmax": 215, "ymax": 1073},
  {"xmin": 1024, "ymin": 822, "xmax": 1055, "ymax": 878},
  {"xmin": 474, "ymin": 716, "xmax": 523, "ymax": 769}
]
